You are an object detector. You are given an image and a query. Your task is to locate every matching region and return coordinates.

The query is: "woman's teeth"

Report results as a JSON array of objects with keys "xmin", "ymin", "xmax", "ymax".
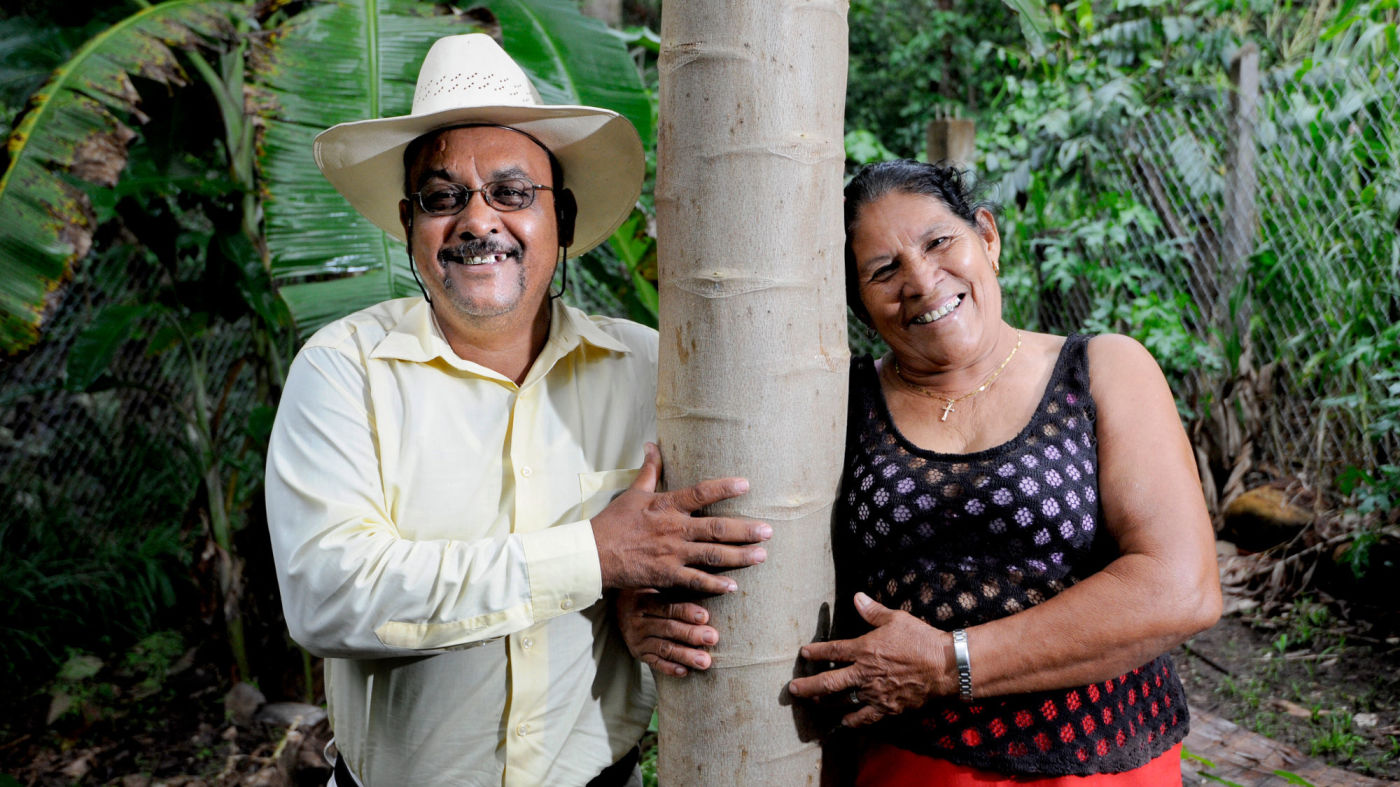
[{"xmin": 913, "ymin": 295, "xmax": 963, "ymax": 324}]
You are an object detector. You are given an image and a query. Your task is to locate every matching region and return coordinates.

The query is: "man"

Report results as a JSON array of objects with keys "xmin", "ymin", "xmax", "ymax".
[{"xmin": 266, "ymin": 34, "xmax": 770, "ymax": 786}]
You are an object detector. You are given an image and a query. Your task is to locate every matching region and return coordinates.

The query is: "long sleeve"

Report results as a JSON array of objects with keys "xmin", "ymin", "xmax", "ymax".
[{"xmin": 266, "ymin": 344, "xmax": 604, "ymax": 658}]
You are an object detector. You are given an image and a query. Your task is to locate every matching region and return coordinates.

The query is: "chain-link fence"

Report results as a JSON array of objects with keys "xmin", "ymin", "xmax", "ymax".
[
  {"xmin": 1005, "ymin": 41, "xmax": 1400, "ymax": 510},
  {"xmin": 0, "ymin": 247, "xmax": 269, "ymax": 678}
]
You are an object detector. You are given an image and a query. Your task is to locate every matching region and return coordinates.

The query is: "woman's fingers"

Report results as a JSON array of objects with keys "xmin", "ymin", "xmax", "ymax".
[
  {"xmin": 841, "ymin": 704, "xmax": 887, "ymax": 728},
  {"xmin": 799, "ymin": 635, "xmax": 856, "ymax": 664},
  {"xmin": 788, "ymin": 662, "xmax": 861, "ymax": 699}
]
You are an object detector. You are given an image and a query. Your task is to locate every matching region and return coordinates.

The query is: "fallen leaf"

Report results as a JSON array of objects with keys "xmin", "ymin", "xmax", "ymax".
[
  {"xmin": 57, "ymin": 654, "xmax": 104, "ymax": 682},
  {"xmin": 46, "ymin": 692, "xmax": 74, "ymax": 725},
  {"xmin": 60, "ymin": 753, "xmax": 93, "ymax": 779},
  {"xmin": 1268, "ymin": 698, "xmax": 1318, "ymax": 719}
]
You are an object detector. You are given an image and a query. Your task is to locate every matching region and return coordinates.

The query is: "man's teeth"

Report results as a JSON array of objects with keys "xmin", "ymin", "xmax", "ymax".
[
  {"xmin": 461, "ymin": 253, "xmax": 504, "ymax": 265},
  {"xmin": 913, "ymin": 296, "xmax": 963, "ymax": 324}
]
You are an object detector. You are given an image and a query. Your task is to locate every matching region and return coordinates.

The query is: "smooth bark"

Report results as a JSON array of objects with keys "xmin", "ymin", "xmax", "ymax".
[{"xmin": 654, "ymin": 2, "xmax": 849, "ymax": 783}]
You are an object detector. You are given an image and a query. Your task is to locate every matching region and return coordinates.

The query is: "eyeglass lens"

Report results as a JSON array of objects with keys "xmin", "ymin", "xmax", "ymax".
[{"xmin": 417, "ymin": 179, "xmax": 540, "ymax": 215}]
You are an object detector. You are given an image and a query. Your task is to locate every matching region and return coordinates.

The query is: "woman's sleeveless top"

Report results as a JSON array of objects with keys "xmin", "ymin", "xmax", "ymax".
[{"xmin": 834, "ymin": 335, "xmax": 1189, "ymax": 776}]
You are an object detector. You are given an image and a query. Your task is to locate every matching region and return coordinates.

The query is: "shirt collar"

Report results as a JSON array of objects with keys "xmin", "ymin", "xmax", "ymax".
[{"xmin": 369, "ymin": 297, "xmax": 630, "ymax": 379}]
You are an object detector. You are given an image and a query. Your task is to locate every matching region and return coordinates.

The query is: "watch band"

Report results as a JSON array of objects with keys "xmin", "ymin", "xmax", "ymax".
[{"xmin": 952, "ymin": 628, "xmax": 973, "ymax": 702}]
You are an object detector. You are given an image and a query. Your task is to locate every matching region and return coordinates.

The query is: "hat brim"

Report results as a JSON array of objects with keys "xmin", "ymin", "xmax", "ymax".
[{"xmin": 314, "ymin": 104, "xmax": 643, "ymax": 257}]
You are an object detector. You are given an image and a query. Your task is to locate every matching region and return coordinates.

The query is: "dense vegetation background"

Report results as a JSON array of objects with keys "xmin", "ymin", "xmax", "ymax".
[{"xmin": 0, "ymin": 0, "xmax": 1396, "ymax": 782}]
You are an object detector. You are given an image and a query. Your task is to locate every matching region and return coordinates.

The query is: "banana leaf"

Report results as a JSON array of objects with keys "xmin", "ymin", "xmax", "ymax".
[
  {"xmin": 257, "ymin": 0, "xmax": 468, "ymax": 333},
  {"xmin": 0, "ymin": 0, "xmax": 235, "ymax": 354},
  {"xmin": 482, "ymin": 0, "xmax": 653, "ymax": 148},
  {"xmin": 1000, "ymin": 0, "xmax": 1056, "ymax": 57},
  {"xmin": 260, "ymin": 0, "xmax": 651, "ymax": 336}
]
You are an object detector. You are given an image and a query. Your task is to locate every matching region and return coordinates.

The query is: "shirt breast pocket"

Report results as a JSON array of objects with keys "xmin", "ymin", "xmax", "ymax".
[{"xmin": 578, "ymin": 468, "xmax": 640, "ymax": 521}]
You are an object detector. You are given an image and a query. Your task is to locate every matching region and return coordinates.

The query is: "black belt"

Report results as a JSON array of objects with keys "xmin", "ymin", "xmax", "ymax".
[
  {"xmin": 586, "ymin": 745, "xmax": 640, "ymax": 787},
  {"xmin": 333, "ymin": 745, "xmax": 640, "ymax": 787},
  {"xmin": 333, "ymin": 753, "xmax": 360, "ymax": 787}
]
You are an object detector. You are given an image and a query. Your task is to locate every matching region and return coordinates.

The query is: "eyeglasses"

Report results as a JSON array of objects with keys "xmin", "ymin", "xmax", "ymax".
[{"xmin": 410, "ymin": 178, "xmax": 553, "ymax": 216}]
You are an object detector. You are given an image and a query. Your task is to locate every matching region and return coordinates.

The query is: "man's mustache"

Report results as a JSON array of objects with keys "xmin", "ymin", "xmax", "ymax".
[{"xmin": 438, "ymin": 240, "xmax": 520, "ymax": 264}]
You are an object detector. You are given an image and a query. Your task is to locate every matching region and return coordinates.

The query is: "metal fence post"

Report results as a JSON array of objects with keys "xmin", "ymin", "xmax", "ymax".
[
  {"xmin": 1222, "ymin": 43, "xmax": 1260, "ymax": 334},
  {"xmin": 580, "ymin": 0, "xmax": 621, "ymax": 26},
  {"xmin": 927, "ymin": 110, "xmax": 976, "ymax": 169}
]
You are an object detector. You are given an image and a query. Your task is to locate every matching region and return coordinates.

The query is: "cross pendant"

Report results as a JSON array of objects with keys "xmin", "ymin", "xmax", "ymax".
[{"xmin": 940, "ymin": 400, "xmax": 956, "ymax": 421}]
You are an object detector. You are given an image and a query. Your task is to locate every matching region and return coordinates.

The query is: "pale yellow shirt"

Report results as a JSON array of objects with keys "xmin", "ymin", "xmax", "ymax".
[{"xmin": 266, "ymin": 297, "xmax": 657, "ymax": 787}]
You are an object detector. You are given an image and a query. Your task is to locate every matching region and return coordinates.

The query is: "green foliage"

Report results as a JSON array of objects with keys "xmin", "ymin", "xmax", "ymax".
[
  {"xmin": 122, "ymin": 630, "xmax": 186, "ymax": 697},
  {"xmin": 0, "ymin": 458, "xmax": 191, "ymax": 694},
  {"xmin": 1309, "ymin": 714, "xmax": 1367, "ymax": 760},
  {"xmin": 845, "ymin": 128, "xmax": 899, "ymax": 166},
  {"xmin": 40, "ymin": 631, "xmax": 187, "ymax": 727},
  {"xmin": 1, "ymin": 240, "xmax": 199, "ymax": 690},
  {"xmin": 0, "ymin": 0, "xmax": 235, "ymax": 352},
  {"xmin": 640, "ymin": 710, "xmax": 658, "ymax": 787},
  {"xmin": 1336, "ymin": 464, "xmax": 1399, "ymax": 578},
  {"xmin": 0, "ymin": 16, "xmax": 97, "ymax": 138},
  {"xmin": 46, "ymin": 652, "xmax": 112, "ymax": 725},
  {"xmin": 256, "ymin": 0, "xmax": 480, "ymax": 331},
  {"xmin": 1284, "ymin": 597, "xmax": 1333, "ymax": 649},
  {"xmin": 846, "ymin": 0, "xmax": 1399, "ymax": 503},
  {"xmin": 488, "ymin": 0, "xmax": 653, "ymax": 147},
  {"xmin": 846, "ymin": 0, "xmax": 1025, "ymax": 160},
  {"xmin": 573, "ymin": 209, "xmax": 659, "ymax": 326}
]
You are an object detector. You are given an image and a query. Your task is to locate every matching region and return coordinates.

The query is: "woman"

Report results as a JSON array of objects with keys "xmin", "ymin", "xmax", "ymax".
[{"xmin": 621, "ymin": 160, "xmax": 1221, "ymax": 784}]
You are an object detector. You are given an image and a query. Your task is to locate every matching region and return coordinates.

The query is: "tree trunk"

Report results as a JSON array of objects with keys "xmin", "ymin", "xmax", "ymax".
[{"xmin": 654, "ymin": 2, "xmax": 849, "ymax": 784}]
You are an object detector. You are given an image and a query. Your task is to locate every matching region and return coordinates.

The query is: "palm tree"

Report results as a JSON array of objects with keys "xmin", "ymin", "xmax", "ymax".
[{"xmin": 653, "ymin": 2, "xmax": 849, "ymax": 783}]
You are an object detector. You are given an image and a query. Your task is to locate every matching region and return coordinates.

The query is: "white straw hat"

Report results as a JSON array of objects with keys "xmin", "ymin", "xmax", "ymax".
[{"xmin": 314, "ymin": 33, "xmax": 644, "ymax": 257}]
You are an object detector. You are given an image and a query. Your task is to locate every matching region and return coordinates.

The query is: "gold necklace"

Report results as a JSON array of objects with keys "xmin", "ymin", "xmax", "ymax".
[{"xmin": 892, "ymin": 331, "xmax": 1023, "ymax": 422}]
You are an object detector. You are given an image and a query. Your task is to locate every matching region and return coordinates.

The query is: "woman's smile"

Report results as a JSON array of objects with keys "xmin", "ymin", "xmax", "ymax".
[{"xmin": 911, "ymin": 293, "xmax": 965, "ymax": 325}]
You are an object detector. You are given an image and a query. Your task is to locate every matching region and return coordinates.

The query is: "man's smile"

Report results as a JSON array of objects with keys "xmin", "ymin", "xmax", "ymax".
[{"xmin": 439, "ymin": 243, "xmax": 519, "ymax": 267}]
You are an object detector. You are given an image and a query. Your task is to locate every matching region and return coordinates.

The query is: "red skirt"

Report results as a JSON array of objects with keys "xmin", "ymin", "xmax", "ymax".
[{"xmin": 855, "ymin": 742, "xmax": 1183, "ymax": 786}]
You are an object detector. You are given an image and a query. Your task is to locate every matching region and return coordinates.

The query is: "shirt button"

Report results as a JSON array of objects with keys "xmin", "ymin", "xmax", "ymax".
[
  {"xmin": 520, "ymin": 466, "xmax": 533, "ymax": 478},
  {"xmin": 521, "ymin": 636, "xmax": 534, "ymax": 650},
  {"xmin": 517, "ymin": 723, "xmax": 529, "ymax": 736},
  {"xmin": 560, "ymin": 597, "xmax": 573, "ymax": 610}
]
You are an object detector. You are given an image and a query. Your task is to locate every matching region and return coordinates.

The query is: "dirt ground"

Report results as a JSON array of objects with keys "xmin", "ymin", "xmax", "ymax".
[{"xmin": 1173, "ymin": 600, "xmax": 1400, "ymax": 783}]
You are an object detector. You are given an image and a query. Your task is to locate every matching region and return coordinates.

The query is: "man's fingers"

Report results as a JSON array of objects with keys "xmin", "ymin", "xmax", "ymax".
[
  {"xmin": 667, "ymin": 475, "xmax": 749, "ymax": 514},
  {"xmin": 680, "ymin": 568, "xmax": 740, "ymax": 596},
  {"xmin": 637, "ymin": 634, "xmax": 713, "ymax": 675},
  {"xmin": 639, "ymin": 652, "xmax": 691, "ymax": 677},
  {"xmin": 630, "ymin": 442, "xmax": 662, "ymax": 493},
  {"xmin": 667, "ymin": 601, "xmax": 710, "ymax": 625},
  {"xmin": 787, "ymin": 664, "xmax": 859, "ymax": 699},
  {"xmin": 654, "ymin": 636, "xmax": 713, "ymax": 669},
  {"xmin": 638, "ymin": 597, "xmax": 710, "ymax": 626},
  {"xmin": 682, "ymin": 542, "xmax": 767, "ymax": 571},
  {"xmin": 635, "ymin": 617, "xmax": 717, "ymax": 648},
  {"xmin": 685, "ymin": 516, "xmax": 772, "ymax": 545}
]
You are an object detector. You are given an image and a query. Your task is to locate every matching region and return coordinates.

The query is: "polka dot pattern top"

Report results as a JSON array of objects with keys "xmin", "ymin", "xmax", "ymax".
[{"xmin": 834, "ymin": 335, "xmax": 1189, "ymax": 776}]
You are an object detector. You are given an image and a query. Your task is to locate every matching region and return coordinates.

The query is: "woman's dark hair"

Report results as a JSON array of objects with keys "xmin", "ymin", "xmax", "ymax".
[{"xmin": 843, "ymin": 159, "xmax": 997, "ymax": 325}]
